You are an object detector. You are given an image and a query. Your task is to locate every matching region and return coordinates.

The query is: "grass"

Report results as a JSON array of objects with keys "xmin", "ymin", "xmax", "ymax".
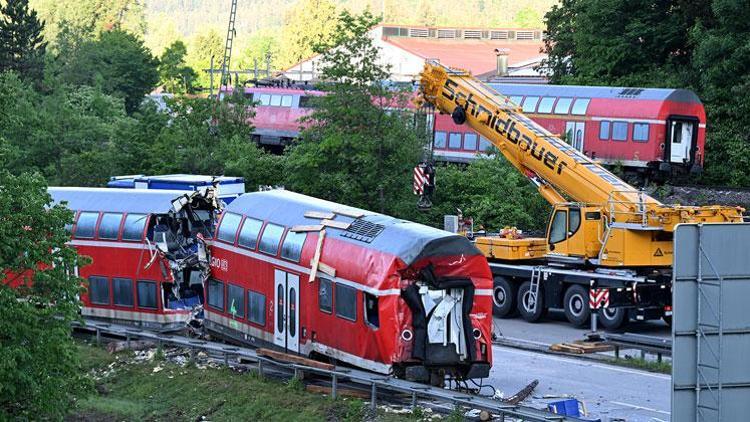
[
  {"xmin": 611, "ymin": 356, "xmax": 672, "ymax": 374},
  {"xmin": 69, "ymin": 341, "xmax": 429, "ymax": 422}
]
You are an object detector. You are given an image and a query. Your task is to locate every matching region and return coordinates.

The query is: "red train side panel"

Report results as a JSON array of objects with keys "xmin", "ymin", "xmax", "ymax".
[{"xmin": 205, "ymin": 190, "xmax": 493, "ymax": 381}]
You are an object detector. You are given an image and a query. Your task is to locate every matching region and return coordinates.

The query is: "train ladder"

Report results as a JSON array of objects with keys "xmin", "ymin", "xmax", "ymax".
[
  {"xmin": 695, "ymin": 224, "xmax": 724, "ymax": 422},
  {"xmin": 529, "ymin": 266, "xmax": 543, "ymax": 314}
]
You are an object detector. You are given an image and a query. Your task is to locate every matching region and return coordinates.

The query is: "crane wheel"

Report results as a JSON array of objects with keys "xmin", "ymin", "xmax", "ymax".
[
  {"xmin": 451, "ymin": 105, "xmax": 467, "ymax": 125},
  {"xmin": 517, "ymin": 281, "xmax": 545, "ymax": 322},
  {"xmin": 563, "ymin": 285, "xmax": 590, "ymax": 326},
  {"xmin": 492, "ymin": 276, "xmax": 517, "ymax": 318}
]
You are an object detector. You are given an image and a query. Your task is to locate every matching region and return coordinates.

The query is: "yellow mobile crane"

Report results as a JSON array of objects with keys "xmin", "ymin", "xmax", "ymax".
[{"xmin": 418, "ymin": 61, "xmax": 744, "ymax": 328}]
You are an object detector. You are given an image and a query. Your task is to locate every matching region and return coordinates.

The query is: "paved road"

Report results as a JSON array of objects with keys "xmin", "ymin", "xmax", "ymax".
[
  {"xmin": 493, "ymin": 310, "xmax": 671, "ymax": 347},
  {"xmin": 488, "ymin": 344, "xmax": 671, "ymax": 421}
]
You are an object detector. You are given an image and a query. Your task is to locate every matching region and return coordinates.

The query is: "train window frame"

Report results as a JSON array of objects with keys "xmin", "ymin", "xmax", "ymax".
[
  {"xmin": 258, "ymin": 223, "xmax": 285, "ymax": 256},
  {"xmin": 633, "ymin": 123, "xmax": 650, "ymax": 142},
  {"xmin": 521, "ymin": 96, "xmax": 540, "ymax": 113},
  {"xmin": 537, "ymin": 97, "xmax": 556, "ymax": 114},
  {"xmin": 553, "ymin": 97, "xmax": 573, "ymax": 114},
  {"xmin": 434, "ymin": 131, "xmax": 447, "ymax": 148},
  {"xmin": 259, "ymin": 93, "xmax": 271, "ymax": 106},
  {"xmin": 463, "ymin": 133, "xmax": 478, "ymax": 151},
  {"xmin": 599, "ymin": 121, "xmax": 611, "ymax": 140},
  {"xmin": 227, "ymin": 283, "xmax": 245, "ymax": 319},
  {"xmin": 88, "ymin": 276, "xmax": 110, "ymax": 305},
  {"xmin": 571, "ymin": 98, "xmax": 591, "ymax": 115},
  {"xmin": 270, "ymin": 95, "xmax": 282, "ymax": 106},
  {"xmin": 318, "ymin": 278, "xmax": 333, "ymax": 314},
  {"xmin": 248, "ymin": 290, "xmax": 266, "ymax": 326},
  {"xmin": 122, "ymin": 213, "xmax": 148, "ymax": 241},
  {"xmin": 97, "ymin": 212, "xmax": 123, "ymax": 240},
  {"xmin": 508, "ymin": 95, "xmax": 524, "ymax": 106},
  {"xmin": 479, "ymin": 136, "xmax": 492, "ymax": 152},
  {"xmin": 207, "ymin": 279, "xmax": 225, "ymax": 312},
  {"xmin": 137, "ymin": 280, "xmax": 158, "ymax": 309},
  {"xmin": 281, "ymin": 95, "xmax": 293, "ymax": 107},
  {"xmin": 364, "ymin": 292, "xmax": 379, "ymax": 329},
  {"xmin": 335, "ymin": 283, "xmax": 357, "ymax": 322},
  {"xmin": 238, "ymin": 217, "xmax": 263, "ymax": 250},
  {"xmin": 448, "ymin": 132, "xmax": 462, "ymax": 150},
  {"xmin": 281, "ymin": 230, "xmax": 307, "ymax": 263},
  {"xmin": 612, "ymin": 121, "xmax": 628, "ymax": 141},
  {"xmin": 74, "ymin": 211, "xmax": 99, "ymax": 239},
  {"xmin": 112, "ymin": 277, "xmax": 134, "ymax": 307},
  {"xmin": 217, "ymin": 212, "xmax": 243, "ymax": 244}
]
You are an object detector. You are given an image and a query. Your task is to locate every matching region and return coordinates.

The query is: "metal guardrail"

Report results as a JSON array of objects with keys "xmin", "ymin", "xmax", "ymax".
[
  {"xmin": 74, "ymin": 320, "xmax": 588, "ymax": 422},
  {"xmin": 601, "ymin": 332, "xmax": 672, "ymax": 362}
]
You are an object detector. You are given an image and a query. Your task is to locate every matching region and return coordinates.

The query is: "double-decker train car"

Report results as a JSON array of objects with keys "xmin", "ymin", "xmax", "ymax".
[
  {"xmin": 204, "ymin": 190, "xmax": 493, "ymax": 382},
  {"xmin": 48, "ymin": 187, "xmax": 220, "ymax": 331},
  {"xmin": 237, "ymin": 83, "xmax": 706, "ymax": 179}
]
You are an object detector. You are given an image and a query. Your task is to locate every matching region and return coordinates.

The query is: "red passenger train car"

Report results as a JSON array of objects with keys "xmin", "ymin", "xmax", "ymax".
[
  {"xmin": 205, "ymin": 190, "xmax": 493, "ymax": 382},
  {"xmin": 48, "ymin": 187, "xmax": 219, "ymax": 331},
  {"xmin": 237, "ymin": 83, "xmax": 706, "ymax": 178}
]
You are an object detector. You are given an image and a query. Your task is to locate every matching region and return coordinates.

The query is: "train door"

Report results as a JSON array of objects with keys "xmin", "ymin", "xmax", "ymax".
[
  {"xmin": 667, "ymin": 118, "xmax": 696, "ymax": 164},
  {"xmin": 273, "ymin": 269, "xmax": 300, "ymax": 353},
  {"xmin": 565, "ymin": 121, "xmax": 585, "ymax": 151}
]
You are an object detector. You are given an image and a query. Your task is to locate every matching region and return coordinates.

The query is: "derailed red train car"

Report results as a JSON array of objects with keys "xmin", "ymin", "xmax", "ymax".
[{"xmin": 205, "ymin": 190, "xmax": 493, "ymax": 382}]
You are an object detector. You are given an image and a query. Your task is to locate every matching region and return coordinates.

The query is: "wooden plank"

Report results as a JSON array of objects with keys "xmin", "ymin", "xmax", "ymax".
[
  {"xmin": 321, "ymin": 219, "xmax": 350, "ymax": 230},
  {"xmin": 291, "ymin": 224, "xmax": 324, "ymax": 233},
  {"xmin": 304, "ymin": 211, "xmax": 335, "ymax": 220},
  {"xmin": 308, "ymin": 229, "xmax": 326, "ymax": 283},
  {"xmin": 549, "ymin": 343, "xmax": 585, "ymax": 354},
  {"xmin": 317, "ymin": 261, "xmax": 336, "ymax": 277},
  {"xmin": 306, "ymin": 384, "xmax": 370, "ymax": 399},
  {"xmin": 333, "ymin": 208, "xmax": 364, "ymax": 219},
  {"xmin": 257, "ymin": 348, "xmax": 335, "ymax": 371}
]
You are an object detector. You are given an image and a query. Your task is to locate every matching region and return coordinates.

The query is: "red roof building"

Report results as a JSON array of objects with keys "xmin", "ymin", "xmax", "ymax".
[{"xmin": 282, "ymin": 25, "xmax": 547, "ymax": 83}]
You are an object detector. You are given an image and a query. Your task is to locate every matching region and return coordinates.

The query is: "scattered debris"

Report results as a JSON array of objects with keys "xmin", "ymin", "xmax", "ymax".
[
  {"xmin": 550, "ymin": 340, "xmax": 613, "ymax": 354},
  {"xmin": 304, "ymin": 211, "xmax": 335, "ymax": 220},
  {"xmin": 503, "ymin": 379, "xmax": 538, "ymax": 405},
  {"xmin": 107, "ymin": 340, "xmax": 156, "ymax": 354},
  {"xmin": 257, "ymin": 348, "xmax": 335, "ymax": 371},
  {"xmin": 308, "ymin": 229, "xmax": 327, "ymax": 282},
  {"xmin": 306, "ymin": 385, "xmax": 369, "ymax": 399},
  {"xmin": 321, "ymin": 219, "xmax": 351, "ymax": 230}
]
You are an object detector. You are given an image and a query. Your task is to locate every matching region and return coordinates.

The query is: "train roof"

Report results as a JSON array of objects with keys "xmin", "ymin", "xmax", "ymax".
[
  {"xmin": 49, "ymin": 187, "xmax": 192, "ymax": 214},
  {"xmin": 226, "ymin": 190, "xmax": 480, "ymax": 265},
  {"xmin": 133, "ymin": 174, "xmax": 244, "ymax": 185},
  {"xmin": 488, "ymin": 83, "xmax": 701, "ymax": 103}
]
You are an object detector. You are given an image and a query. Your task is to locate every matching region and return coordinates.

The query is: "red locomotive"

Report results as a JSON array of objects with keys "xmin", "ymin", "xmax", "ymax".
[
  {"xmin": 204, "ymin": 189, "xmax": 493, "ymax": 382},
  {"xmin": 47, "ymin": 187, "xmax": 219, "ymax": 331},
  {"xmin": 237, "ymin": 83, "xmax": 706, "ymax": 179}
]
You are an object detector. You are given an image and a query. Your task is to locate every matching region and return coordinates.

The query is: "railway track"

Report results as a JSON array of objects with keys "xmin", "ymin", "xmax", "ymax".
[{"xmin": 73, "ymin": 319, "xmax": 587, "ymax": 422}]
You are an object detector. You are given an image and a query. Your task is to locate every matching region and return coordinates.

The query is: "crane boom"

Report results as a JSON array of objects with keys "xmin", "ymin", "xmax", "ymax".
[{"xmin": 418, "ymin": 61, "xmax": 742, "ymax": 232}]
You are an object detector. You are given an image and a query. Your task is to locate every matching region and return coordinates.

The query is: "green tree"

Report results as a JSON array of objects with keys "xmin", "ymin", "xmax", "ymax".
[
  {"xmin": 158, "ymin": 40, "xmax": 196, "ymax": 94},
  {"xmin": 0, "ymin": 170, "xmax": 89, "ymax": 419},
  {"xmin": 278, "ymin": 0, "xmax": 339, "ymax": 68},
  {"xmin": 30, "ymin": 0, "xmax": 145, "ymax": 43},
  {"xmin": 58, "ymin": 29, "xmax": 159, "ymax": 113},
  {"xmin": 236, "ymin": 29, "xmax": 281, "ymax": 73},
  {"xmin": 285, "ymin": 10, "xmax": 426, "ymax": 214},
  {"xmin": 186, "ymin": 27, "xmax": 223, "ymax": 90},
  {"xmin": 0, "ymin": 0, "xmax": 47, "ymax": 82}
]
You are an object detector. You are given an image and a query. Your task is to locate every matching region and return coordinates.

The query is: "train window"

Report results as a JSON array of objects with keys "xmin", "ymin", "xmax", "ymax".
[
  {"xmin": 318, "ymin": 278, "xmax": 333, "ymax": 313},
  {"xmin": 299, "ymin": 96, "xmax": 318, "ymax": 108},
  {"xmin": 98, "ymin": 213, "xmax": 123, "ymax": 240},
  {"xmin": 479, "ymin": 136, "xmax": 492, "ymax": 152},
  {"xmin": 244, "ymin": 92, "xmax": 254, "ymax": 101},
  {"xmin": 434, "ymin": 131, "xmax": 447, "ymax": 148},
  {"xmin": 88, "ymin": 276, "xmax": 110, "ymax": 305},
  {"xmin": 281, "ymin": 231, "xmax": 307, "ymax": 262},
  {"xmin": 463, "ymin": 133, "xmax": 478, "ymax": 150},
  {"xmin": 259, "ymin": 94, "xmax": 271, "ymax": 106},
  {"xmin": 508, "ymin": 95, "xmax": 524, "ymax": 105},
  {"xmin": 259, "ymin": 223, "xmax": 285, "ymax": 256},
  {"xmin": 227, "ymin": 284, "xmax": 245, "ymax": 319},
  {"xmin": 281, "ymin": 95, "xmax": 293, "ymax": 107},
  {"xmin": 335, "ymin": 283, "xmax": 357, "ymax": 322},
  {"xmin": 208, "ymin": 279, "xmax": 224, "ymax": 311},
  {"xmin": 537, "ymin": 97, "xmax": 556, "ymax": 114},
  {"xmin": 553, "ymin": 97, "xmax": 573, "ymax": 114},
  {"xmin": 571, "ymin": 98, "xmax": 590, "ymax": 115},
  {"xmin": 599, "ymin": 121, "xmax": 611, "ymax": 140},
  {"xmin": 238, "ymin": 217, "xmax": 263, "ymax": 249},
  {"xmin": 113, "ymin": 278, "xmax": 134, "ymax": 307},
  {"xmin": 633, "ymin": 123, "xmax": 650, "ymax": 142},
  {"xmin": 612, "ymin": 122, "xmax": 628, "ymax": 141},
  {"xmin": 74, "ymin": 212, "xmax": 98, "ymax": 239},
  {"xmin": 137, "ymin": 280, "xmax": 157, "ymax": 309},
  {"xmin": 270, "ymin": 95, "xmax": 282, "ymax": 106},
  {"xmin": 248, "ymin": 290, "xmax": 266, "ymax": 326},
  {"xmin": 122, "ymin": 214, "xmax": 147, "ymax": 241},
  {"xmin": 364, "ymin": 293, "xmax": 379, "ymax": 329},
  {"xmin": 549, "ymin": 210, "xmax": 567, "ymax": 244},
  {"xmin": 521, "ymin": 96, "xmax": 539, "ymax": 113},
  {"xmin": 217, "ymin": 213, "xmax": 242, "ymax": 244},
  {"xmin": 448, "ymin": 133, "xmax": 462, "ymax": 149}
]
